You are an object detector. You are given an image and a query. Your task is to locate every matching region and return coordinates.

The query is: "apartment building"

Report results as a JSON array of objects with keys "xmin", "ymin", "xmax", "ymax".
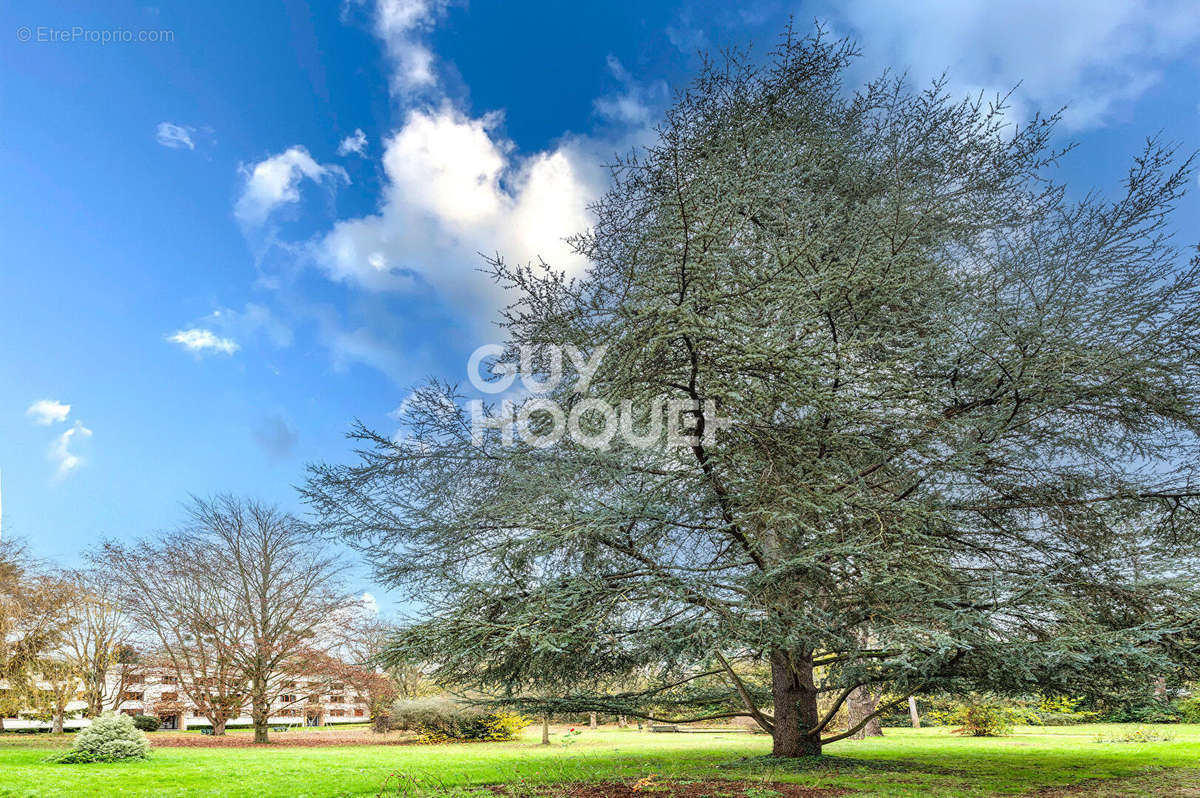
[
  {"xmin": 4, "ymin": 666, "xmax": 369, "ymax": 731},
  {"xmin": 112, "ymin": 668, "xmax": 369, "ymax": 730}
]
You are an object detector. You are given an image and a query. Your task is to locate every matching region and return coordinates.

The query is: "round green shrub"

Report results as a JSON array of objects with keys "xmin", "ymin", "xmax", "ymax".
[{"xmin": 54, "ymin": 712, "xmax": 149, "ymax": 763}]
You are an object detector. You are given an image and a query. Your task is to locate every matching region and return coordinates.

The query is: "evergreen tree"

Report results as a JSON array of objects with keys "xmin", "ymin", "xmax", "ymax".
[{"xmin": 305, "ymin": 28, "xmax": 1200, "ymax": 756}]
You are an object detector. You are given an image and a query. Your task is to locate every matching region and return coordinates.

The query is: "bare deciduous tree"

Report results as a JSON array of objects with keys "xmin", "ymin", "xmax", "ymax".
[
  {"xmin": 62, "ymin": 568, "xmax": 136, "ymax": 717},
  {"xmin": 100, "ymin": 533, "xmax": 251, "ymax": 735},
  {"xmin": 184, "ymin": 496, "xmax": 351, "ymax": 744},
  {"xmin": 330, "ymin": 613, "xmax": 401, "ymax": 733},
  {"xmin": 0, "ymin": 540, "xmax": 71, "ymax": 731}
]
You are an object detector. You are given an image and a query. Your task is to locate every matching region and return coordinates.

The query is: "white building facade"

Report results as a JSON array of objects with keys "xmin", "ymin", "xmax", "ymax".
[{"xmin": 4, "ymin": 667, "xmax": 368, "ymax": 731}]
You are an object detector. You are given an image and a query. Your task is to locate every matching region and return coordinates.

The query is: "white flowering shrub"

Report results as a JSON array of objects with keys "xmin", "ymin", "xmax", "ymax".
[{"xmin": 55, "ymin": 712, "xmax": 149, "ymax": 763}]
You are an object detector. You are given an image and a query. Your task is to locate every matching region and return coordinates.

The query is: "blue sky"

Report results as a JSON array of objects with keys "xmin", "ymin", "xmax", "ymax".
[{"xmin": 2, "ymin": 1, "xmax": 1198, "ymax": 606}]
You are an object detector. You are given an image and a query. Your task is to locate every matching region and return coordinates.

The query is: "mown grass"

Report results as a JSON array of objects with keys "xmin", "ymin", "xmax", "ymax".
[{"xmin": 0, "ymin": 724, "xmax": 1198, "ymax": 797}]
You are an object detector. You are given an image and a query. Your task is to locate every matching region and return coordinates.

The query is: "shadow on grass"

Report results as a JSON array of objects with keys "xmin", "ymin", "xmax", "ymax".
[{"xmin": 718, "ymin": 754, "xmax": 971, "ymax": 777}]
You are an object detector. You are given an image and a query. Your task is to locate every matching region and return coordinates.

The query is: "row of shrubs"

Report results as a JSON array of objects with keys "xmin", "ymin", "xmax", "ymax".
[
  {"xmin": 389, "ymin": 699, "xmax": 529, "ymax": 742},
  {"xmin": 0, "ymin": 714, "xmax": 161, "ymax": 734},
  {"xmin": 43, "ymin": 700, "xmax": 526, "ymax": 764},
  {"xmin": 880, "ymin": 692, "xmax": 1200, "ymax": 735}
]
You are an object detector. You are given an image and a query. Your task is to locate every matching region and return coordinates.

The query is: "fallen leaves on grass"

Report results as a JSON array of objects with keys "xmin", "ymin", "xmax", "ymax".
[
  {"xmin": 484, "ymin": 779, "xmax": 851, "ymax": 798},
  {"xmin": 1026, "ymin": 768, "xmax": 1200, "ymax": 797},
  {"xmin": 151, "ymin": 729, "xmax": 418, "ymax": 748}
]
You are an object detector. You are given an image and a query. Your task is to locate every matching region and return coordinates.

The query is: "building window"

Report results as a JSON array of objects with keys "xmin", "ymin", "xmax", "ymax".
[
  {"xmin": 161, "ymin": 692, "xmax": 178, "ymax": 701},
  {"xmin": 123, "ymin": 691, "xmax": 144, "ymax": 701},
  {"xmin": 161, "ymin": 675, "xmax": 177, "ymax": 685},
  {"xmin": 329, "ymin": 709, "xmax": 346, "ymax": 717},
  {"xmin": 126, "ymin": 673, "xmax": 145, "ymax": 684},
  {"xmin": 280, "ymin": 695, "xmax": 296, "ymax": 704},
  {"xmin": 354, "ymin": 709, "xmax": 365, "ymax": 717},
  {"xmin": 330, "ymin": 695, "xmax": 345, "ymax": 704}
]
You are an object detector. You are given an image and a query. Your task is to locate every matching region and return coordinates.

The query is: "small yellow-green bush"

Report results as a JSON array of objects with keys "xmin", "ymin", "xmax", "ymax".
[
  {"xmin": 929, "ymin": 696, "xmax": 1024, "ymax": 737},
  {"xmin": 390, "ymin": 698, "xmax": 528, "ymax": 742}
]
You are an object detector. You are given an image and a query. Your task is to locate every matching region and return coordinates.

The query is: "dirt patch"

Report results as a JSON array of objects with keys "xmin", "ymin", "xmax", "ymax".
[
  {"xmin": 1025, "ymin": 768, "xmax": 1200, "ymax": 797},
  {"xmin": 150, "ymin": 729, "xmax": 418, "ymax": 748},
  {"xmin": 485, "ymin": 779, "xmax": 851, "ymax": 798}
]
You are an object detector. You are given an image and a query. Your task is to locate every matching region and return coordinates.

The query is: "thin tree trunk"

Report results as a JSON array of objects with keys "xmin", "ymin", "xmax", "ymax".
[
  {"xmin": 252, "ymin": 706, "xmax": 269, "ymax": 743},
  {"xmin": 52, "ymin": 707, "xmax": 64, "ymax": 734},
  {"xmin": 589, "ymin": 712, "xmax": 597, "ymax": 729},
  {"xmin": 251, "ymin": 676, "xmax": 270, "ymax": 743},
  {"xmin": 769, "ymin": 648, "xmax": 822, "ymax": 757},
  {"xmin": 847, "ymin": 687, "xmax": 883, "ymax": 739},
  {"xmin": 908, "ymin": 696, "xmax": 920, "ymax": 729},
  {"xmin": 88, "ymin": 692, "xmax": 102, "ymax": 718},
  {"xmin": 212, "ymin": 717, "xmax": 227, "ymax": 736},
  {"xmin": 372, "ymin": 703, "xmax": 390, "ymax": 733},
  {"xmin": 541, "ymin": 715, "xmax": 550, "ymax": 744}
]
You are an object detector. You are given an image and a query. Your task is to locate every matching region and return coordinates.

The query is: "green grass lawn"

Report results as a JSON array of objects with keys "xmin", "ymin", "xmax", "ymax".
[{"xmin": 0, "ymin": 724, "xmax": 1198, "ymax": 797}]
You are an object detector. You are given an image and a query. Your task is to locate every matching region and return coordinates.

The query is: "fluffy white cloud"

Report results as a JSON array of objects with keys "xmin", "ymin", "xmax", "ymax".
[
  {"xmin": 49, "ymin": 421, "xmax": 91, "ymax": 479},
  {"xmin": 155, "ymin": 122, "xmax": 195, "ymax": 149},
  {"xmin": 337, "ymin": 128, "xmax": 369, "ymax": 157},
  {"xmin": 26, "ymin": 399, "xmax": 71, "ymax": 425},
  {"xmin": 167, "ymin": 328, "xmax": 240, "ymax": 355},
  {"xmin": 824, "ymin": 0, "xmax": 1200, "ymax": 128},
  {"xmin": 316, "ymin": 105, "xmax": 597, "ymax": 311},
  {"xmin": 235, "ymin": 146, "xmax": 349, "ymax": 227},
  {"xmin": 373, "ymin": 0, "xmax": 448, "ymax": 94}
]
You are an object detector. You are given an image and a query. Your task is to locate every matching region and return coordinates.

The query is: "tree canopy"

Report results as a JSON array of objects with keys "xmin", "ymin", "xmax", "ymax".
[{"xmin": 304, "ymin": 27, "xmax": 1200, "ymax": 756}]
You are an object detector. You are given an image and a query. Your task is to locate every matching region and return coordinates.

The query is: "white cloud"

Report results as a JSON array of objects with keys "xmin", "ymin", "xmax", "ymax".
[
  {"xmin": 824, "ymin": 0, "xmax": 1200, "ymax": 129},
  {"xmin": 49, "ymin": 421, "xmax": 91, "ymax": 479},
  {"xmin": 593, "ymin": 55, "xmax": 669, "ymax": 128},
  {"xmin": 26, "ymin": 399, "xmax": 71, "ymax": 426},
  {"xmin": 316, "ymin": 105, "xmax": 597, "ymax": 311},
  {"xmin": 155, "ymin": 122, "xmax": 195, "ymax": 149},
  {"xmin": 373, "ymin": 0, "xmax": 449, "ymax": 95},
  {"xmin": 206, "ymin": 303, "xmax": 293, "ymax": 349},
  {"xmin": 666, "ymin": 10, "xmax": 707, "ymax": 54},
  {"xmin": 235, "ymin": 146, "xmax": 349, "ymax": 227},
  {"xmin": 319, "ymin": 316, "xmax": 411, "ymax": 383},
  {"xmin": 167, "ymin": 328, "xmax": 240, "ymax": 355},
  {"xmin": 337, "ymin": 128, "xmax": 369, "ymax": 157}
]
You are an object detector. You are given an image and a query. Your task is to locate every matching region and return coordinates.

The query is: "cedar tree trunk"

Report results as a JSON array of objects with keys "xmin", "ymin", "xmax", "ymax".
[{"xmin": 769, "ymin": 648, "xmax": 822, "ymax": 757}]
